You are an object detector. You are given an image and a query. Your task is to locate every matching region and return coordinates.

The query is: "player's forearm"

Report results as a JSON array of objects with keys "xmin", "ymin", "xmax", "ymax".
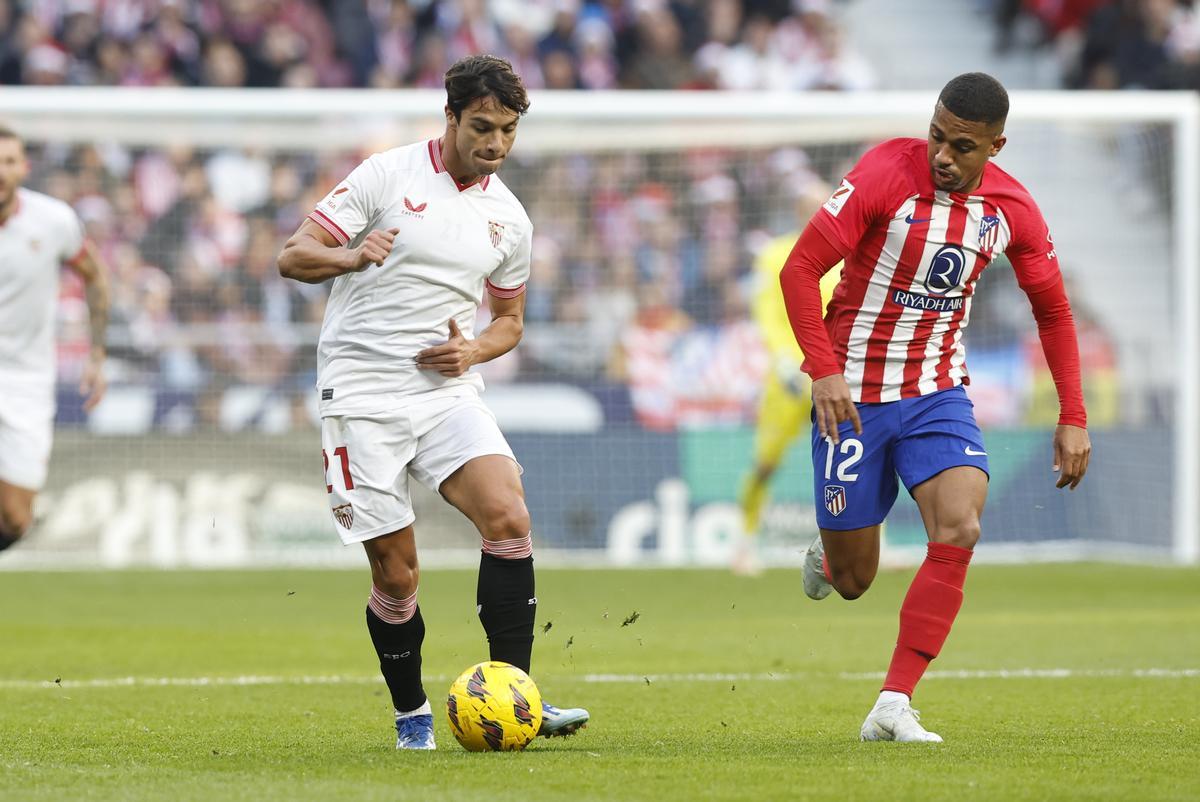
[
  {"xmin": 79, "ymin": 259, "xmax": 109, "ymax": 357},
  {"xmin": 1027, "ymin": 277, "xmax": 1087, "ymax": 427},
  {"xmin": 278, "ymin": 237, "xmax": 355, "ymax": 284},
  {"xmin": 470, "ymin": 315, "xmax": 523, "ymax": 365},
  {"xmin": 780, "ymin": 224, "xmax": 843, "ymax": 379}
]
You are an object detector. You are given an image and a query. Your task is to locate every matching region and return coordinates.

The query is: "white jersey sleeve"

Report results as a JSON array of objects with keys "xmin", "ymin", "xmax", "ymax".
[
  {"xmin": 58, "ymin": 205, "xmax": 86, "ymax": 263},
  {"xmin": 485, "ymin": 220, "xmax": 532, "ymax": 298},
  {"xmin": 308, "ymin": 155, "xmax": 386, "ymax": 246}
]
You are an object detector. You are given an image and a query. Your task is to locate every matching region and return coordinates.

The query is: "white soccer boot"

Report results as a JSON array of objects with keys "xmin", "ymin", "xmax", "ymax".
[
  {"xmin": 802, "ymin": 535, "xmax": 833, "ymax": 600},
  {"xmin": 860, "ymin": 693, "xmax": 943, "ymax": 743},
  {"xmin": 538, "ymin": 702, "xmax": 589, "ymax": 738}
]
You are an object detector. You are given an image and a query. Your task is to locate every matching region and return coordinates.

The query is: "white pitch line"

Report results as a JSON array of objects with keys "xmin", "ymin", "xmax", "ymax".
[
  {"xmin": 840, "ymin": 668, "xmax": 1200, "ymax": 681},
  {"xmin": 0, "ymin": 668, "xmax": 1196, "ymax": 691},
  {"xmin": 582, "ymin": 672, "xmax": 799, "ymax": 683}
]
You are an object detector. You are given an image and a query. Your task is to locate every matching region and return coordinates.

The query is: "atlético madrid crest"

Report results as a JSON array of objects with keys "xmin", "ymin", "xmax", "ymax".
[
  {"xmin": 978, "ymin": 215, "xmax": 1000, "ymax": 253},
  {"xmin": 488, "ymin": 220, "xmax": 504, "ymax": 248},
  {"xmin": 332, "ymin": 503, "xmax": 354, "ymax": 529},
  {"xmin": 824, "ymin": 485, "xmax": 847, "ymax": 517}
]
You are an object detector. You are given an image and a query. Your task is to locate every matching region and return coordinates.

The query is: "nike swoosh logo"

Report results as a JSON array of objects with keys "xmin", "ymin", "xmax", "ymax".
[
  {"xmin": 964, "ymin": 447, "xmax": 988, "ymax": 456},
  {"xmin": 905, "ymin": 214, "xmax": 932, "ymax": 224}
]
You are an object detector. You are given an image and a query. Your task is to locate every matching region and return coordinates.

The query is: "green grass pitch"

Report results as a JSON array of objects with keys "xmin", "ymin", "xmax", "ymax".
[{"xmin": 2, "ymin": 564, "xmax": 1197, "ymax": 801}]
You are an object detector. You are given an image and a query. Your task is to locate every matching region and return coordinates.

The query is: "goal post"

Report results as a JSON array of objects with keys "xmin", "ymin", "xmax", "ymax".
[{"xmin": 0, "ymin": 88, "xmax": 1194, "ymax": 569}]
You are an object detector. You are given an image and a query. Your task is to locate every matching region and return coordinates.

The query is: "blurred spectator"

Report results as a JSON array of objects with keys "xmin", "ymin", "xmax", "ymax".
[
  {"xmin": 0, "ymin": 0, "xmax": 873, "ymax": 92},
  {"xmin": 998, "ymin": 0, "xmax": 1200, "ymax": 90}
]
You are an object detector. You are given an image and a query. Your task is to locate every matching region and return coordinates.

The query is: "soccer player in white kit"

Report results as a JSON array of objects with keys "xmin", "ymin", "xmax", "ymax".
[
  {"xmin": 0, "ymin": 126, "xmax": 109, "ymax": 553},
  {"xmin": 278, "ymin": 55, "xmax": 588, "ymax": 750}
]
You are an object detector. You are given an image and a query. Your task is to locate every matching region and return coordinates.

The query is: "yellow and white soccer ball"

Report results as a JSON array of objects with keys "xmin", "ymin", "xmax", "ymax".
[{"xmin": 446, "ymin": 661, "xmax": 543, "ymax": 752}]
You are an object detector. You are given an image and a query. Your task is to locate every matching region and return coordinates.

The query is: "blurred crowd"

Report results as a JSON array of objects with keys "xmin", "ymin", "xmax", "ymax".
[
  {"xmin": 4, "ymin": 0, "xmax": 1138, "ymax": 432},
  {"xmin": 39, "ymin": 133, "xmax": 866, "ymax": 429},
  {"xmin": 0, "ymin": 0, "xmax": 873, "ymax": 91},
  {"xmin": 40, "ymin": 131, "xmax": 1099, "ymax": 433},
  {"xmin": 992, "ymin": 0, "xmax": 1200, "ymax": 89}
]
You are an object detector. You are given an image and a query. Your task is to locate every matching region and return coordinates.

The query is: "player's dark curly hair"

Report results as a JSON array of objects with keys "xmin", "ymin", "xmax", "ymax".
[
  {"xmin": 938, "ymin": 73, "xmax": 1009, "ymax": 128},
  {"xmin": 445, "ymin": 55, "xmax": 530, "ymax": 120}
]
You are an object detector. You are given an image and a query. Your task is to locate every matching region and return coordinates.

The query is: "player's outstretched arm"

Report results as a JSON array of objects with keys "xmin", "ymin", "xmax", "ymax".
[
  {"xmin": 277, "ymin": 220, "xmax": 399, "ymax": 284},
  {"xmin": 66, "ymin": 241, "xmax": 110, "ymax": 411},
  {"xmin": 1022, "ymin": 275, "xmax": 1091, "ymax": 490}
]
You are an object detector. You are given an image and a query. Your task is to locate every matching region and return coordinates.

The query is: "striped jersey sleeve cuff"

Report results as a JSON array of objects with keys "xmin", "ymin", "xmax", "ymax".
[
  {"xmin": 486, "ymin": 279, "xmax": 526, "ymax": 299},
  {"xmin": 308, "ymin": 209, "xmax": 349, "ymax": 245}
]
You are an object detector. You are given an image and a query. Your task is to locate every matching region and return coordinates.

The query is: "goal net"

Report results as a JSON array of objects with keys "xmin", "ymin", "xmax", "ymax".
[{"xmin": 1, "ymin": 88, "xmax": 1195, "ymax": 569}]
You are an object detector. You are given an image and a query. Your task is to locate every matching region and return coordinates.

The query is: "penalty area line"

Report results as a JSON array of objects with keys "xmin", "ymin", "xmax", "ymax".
[{"xmin": 0, "ymin": 667, "xmax": 1196, "ymax": 690}]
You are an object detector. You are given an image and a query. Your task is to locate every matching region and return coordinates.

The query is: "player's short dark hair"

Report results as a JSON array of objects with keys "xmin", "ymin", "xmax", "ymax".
[
  {"xmin": 0, "ymin": 124, "xmax": 21, "ymax": 142},
  {"xmin": 938, "ymin": 73, "xmax": 1009, "ymax": 128},
  {"xmin": 445, "ymin": 55, "xmax": 530, "ymax": 120}
]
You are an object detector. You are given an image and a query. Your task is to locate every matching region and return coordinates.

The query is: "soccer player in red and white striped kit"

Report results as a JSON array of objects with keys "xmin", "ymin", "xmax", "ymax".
[{"xmin": 780, "ymin": 73, "xmax": 1092, "ymax": 741}]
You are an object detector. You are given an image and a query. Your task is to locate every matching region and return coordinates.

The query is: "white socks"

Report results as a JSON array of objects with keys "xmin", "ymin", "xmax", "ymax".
[{"xmin": 396, "ymin": 699, "xmax": 432, "ymax": 720}]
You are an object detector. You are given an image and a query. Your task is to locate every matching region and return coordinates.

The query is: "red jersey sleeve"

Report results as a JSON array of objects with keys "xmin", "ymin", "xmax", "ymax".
[
  {"xmin": 1004, "ymin": 196, "xmax": 1087, "ymax": 427},
  {"xmin": 1002, "ymin": 196, "xmax": 1061, "ymax": 293},
  {"xmin": 809, "ymin": 140, "xmax": 914, "ymax": 254}
]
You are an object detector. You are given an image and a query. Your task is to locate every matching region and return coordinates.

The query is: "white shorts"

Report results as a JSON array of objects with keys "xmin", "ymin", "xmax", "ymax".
[
  {"xmin": 320, "ymin": 391, "xmax": 518, "ymax": 545},
  {"xmin": 0, "ymin": 383, "xmax": 55, "ymax": 491}
]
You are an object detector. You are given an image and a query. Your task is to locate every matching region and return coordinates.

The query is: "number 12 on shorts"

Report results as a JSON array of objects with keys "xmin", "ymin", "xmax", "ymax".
[
  {"xmin": 323, "ymin": 446, "xmax": 355, "ymax": 494},
  {"xmin": 824, "ymin": 437, "xmax": 863, "ymax": 482}
]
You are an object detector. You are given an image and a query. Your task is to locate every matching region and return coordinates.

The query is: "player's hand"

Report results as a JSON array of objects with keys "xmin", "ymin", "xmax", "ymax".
[
  {"xmin": 1052, "ymin": 424, "xmax": 1090, "ymax": 490},
  {"xmin": 347, "ymin": 227, "xmax": 400, "ymax": 271},
  {"xmin": 80, "ymin": 351, "xmax": 107, "ymax": 412},
  {"xmin": 811, "ymin": 374, "xmax": 861, "ymax": 445},
  {"xmin": 415, "ymin": 318, "xmax": 479, "ymax": 377}
]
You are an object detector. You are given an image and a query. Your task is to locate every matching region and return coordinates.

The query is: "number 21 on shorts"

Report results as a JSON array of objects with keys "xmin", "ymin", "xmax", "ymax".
[
  {"xmin": 323, "ymin": 446, "xmax": 355, "ymax": 493},
  {"xmin": 824, "ymin": 437, "xmax": 863, "ymax": 482}
]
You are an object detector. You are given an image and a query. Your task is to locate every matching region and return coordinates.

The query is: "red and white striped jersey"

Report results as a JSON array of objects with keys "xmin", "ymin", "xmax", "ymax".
[{"xmin": 810, "ymin": 138, "xmax": 1061, "ymax": 403}]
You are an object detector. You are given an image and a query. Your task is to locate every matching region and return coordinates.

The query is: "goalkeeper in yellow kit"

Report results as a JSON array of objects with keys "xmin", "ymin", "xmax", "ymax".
[{"xmin": 732, "ymin": 182, "xmax": 840, "ymax": 575}]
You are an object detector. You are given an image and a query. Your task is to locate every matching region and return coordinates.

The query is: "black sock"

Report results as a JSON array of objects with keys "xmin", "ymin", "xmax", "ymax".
[
  {"xmin": 0, "ymin": 533, "xmax": 18, "ymax": 552},
  {"xmin": 477, "ymin": 553, "xmax": 536, "ymax": 673},
  {"xmin": 365, "ymin": 605, "xmax": 427, "ymax": 712}
]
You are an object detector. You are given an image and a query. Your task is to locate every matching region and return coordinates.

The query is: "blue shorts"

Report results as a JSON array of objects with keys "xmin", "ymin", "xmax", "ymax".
[{"xmin": 812, "ymin": 386, "xmax": 989, "ymax": 531}]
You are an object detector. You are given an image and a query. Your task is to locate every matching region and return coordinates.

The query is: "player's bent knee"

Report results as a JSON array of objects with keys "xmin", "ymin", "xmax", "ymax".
[
  {"xmin": 370, "ymin": 550, "xmax": 419, "ymax": 597},
  {"xmin": 480, "ymin": 497, "xmax": 531, "ymax": 541},
  {"xmin": 375, "ymin": 563, "xmax": 418, "ymax": 598},
  {"xmin": 933, "ymin": 519, "xmax": 981, "ymax": 550},
  {"xmin": 830, "ymin": 566, "xmax": 875, "ymax": 601}
]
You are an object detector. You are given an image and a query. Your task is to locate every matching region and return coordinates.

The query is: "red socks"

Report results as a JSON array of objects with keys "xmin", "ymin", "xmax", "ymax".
[{"xmin": 882, "ymin": 542, "xmax": 973, "ymax": 697}]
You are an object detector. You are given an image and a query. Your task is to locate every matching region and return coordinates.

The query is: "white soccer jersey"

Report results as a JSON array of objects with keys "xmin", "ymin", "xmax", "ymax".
[
  {"xmin": 0, "ymin": 188, "xmax": 86, "ymax": 390},
  {"xmin": 308, "ymin": 139, "xmax": 532, "ymax": 414}
]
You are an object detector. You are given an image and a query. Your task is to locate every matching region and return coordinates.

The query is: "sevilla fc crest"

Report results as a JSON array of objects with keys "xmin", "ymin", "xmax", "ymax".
[
  {"xmin": 824, "ymin": 485, "xmax": 847, "ymax": 517},
  {"xmin": 332, "ymin": 503, "xmax": 354, "ymax": 529},
  {"xmin": 488, "ymin": 220, "xmax": 504, "ymax": 248}
]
